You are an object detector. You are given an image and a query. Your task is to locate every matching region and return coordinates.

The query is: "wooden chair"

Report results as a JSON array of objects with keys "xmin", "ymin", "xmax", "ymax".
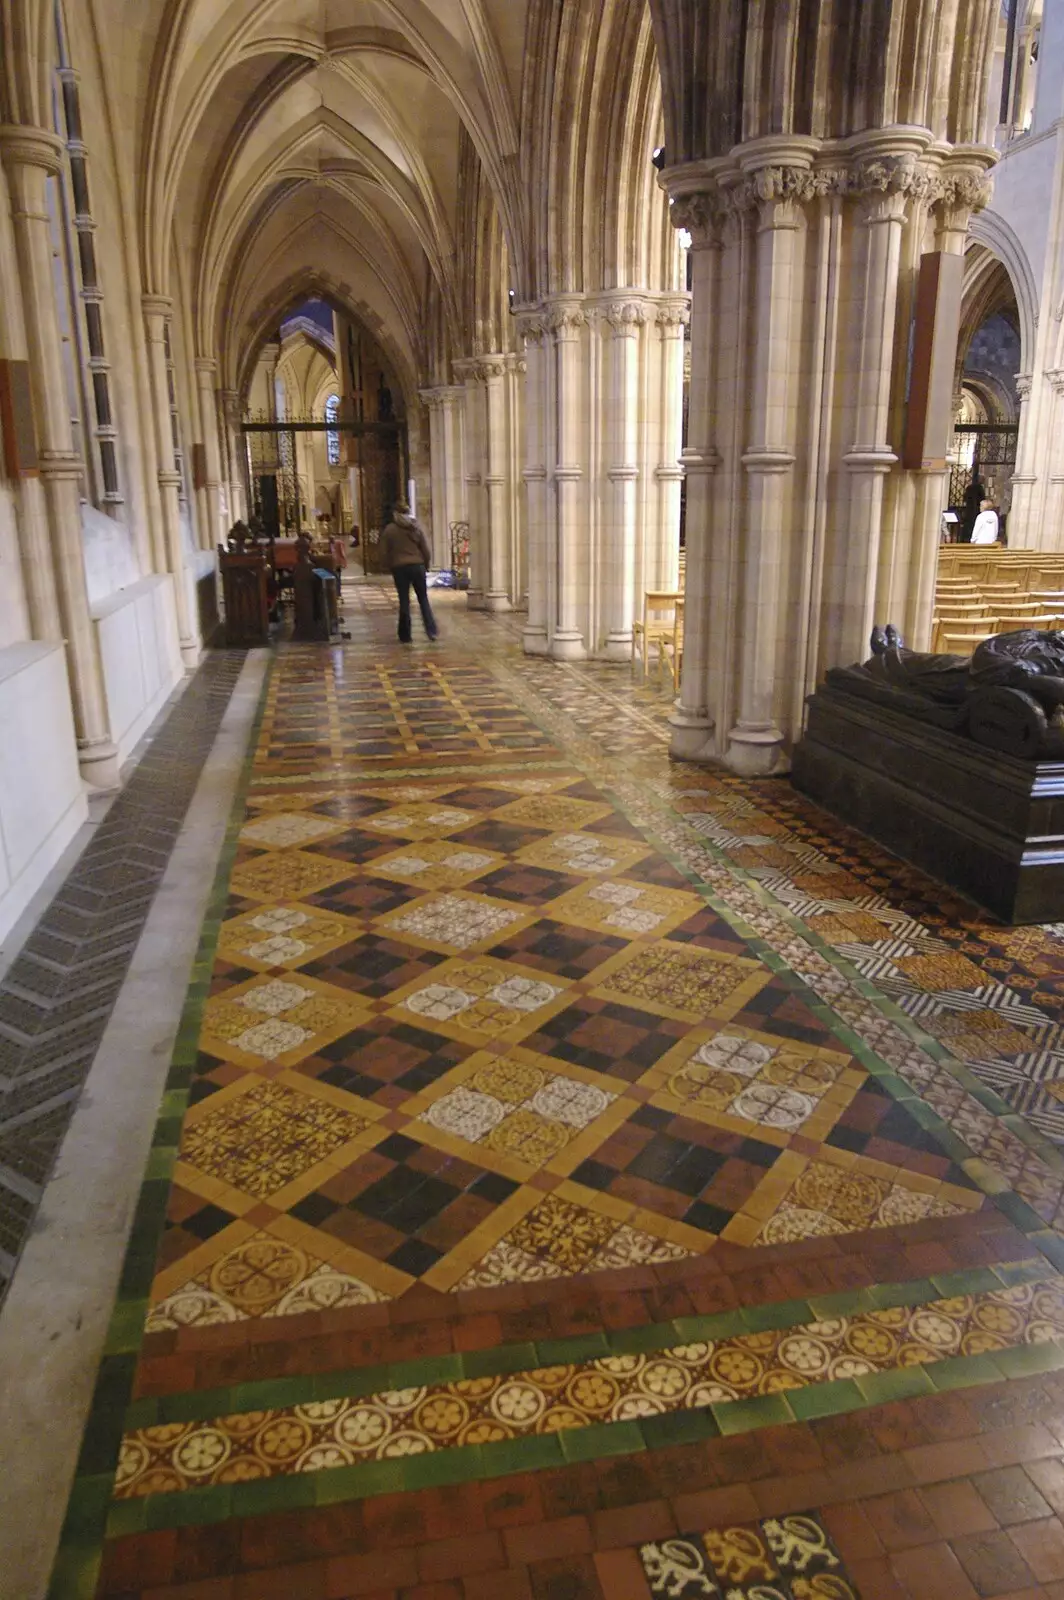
[
  {"xmin": 659, "ymin": 598, "xmax": 684, "ymax": 692},
  {"xmin": 633, "ymin": 591, "xmax": 682, "ymax": 675},
  {"xmin": 932, "ymin": 615, "xmax": 997, "ymax": 651},
  {"xmin": 993, "ymin": 614, "xmax": 1059, "ymax": 634},
  {"xmin": 939, "ymin": 628, "xmax": 996, "ymax": 655}
]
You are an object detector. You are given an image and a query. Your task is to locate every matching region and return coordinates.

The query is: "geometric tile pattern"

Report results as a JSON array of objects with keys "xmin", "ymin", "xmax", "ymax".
[
  {"xmin": 46, "ymin": 586, "xmax": 1064, "ymax": 1600},
  {"xmin": 0, "ymin": 652, "xmax": 246, "ymax": 1303},
  {"xmin": 120, "ymin": 639, "xmax": 1026, "ymax": 1334},
  {"xmin": 112, "ymin": 1274, "xmax": 1064, "ymax": 1498}
]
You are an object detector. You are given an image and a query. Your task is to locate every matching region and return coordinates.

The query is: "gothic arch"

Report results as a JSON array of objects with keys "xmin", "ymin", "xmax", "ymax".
[{"xmin": 967, "ymin": 208, "xmax": 1038, "ymax": 373}]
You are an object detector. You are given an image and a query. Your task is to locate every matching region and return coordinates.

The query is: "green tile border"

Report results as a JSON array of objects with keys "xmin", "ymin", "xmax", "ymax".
[
  {"xmin": 48, "ymin": 656, "xmax": 274, "ymax": 1600},
  {"xmin": 120, "ymin": 1261, "xmax": 1052, "ymax": 1433},
  {"xmin": 99, "ymin": 1333, "xmax": 1064, "ymax": 1535}
]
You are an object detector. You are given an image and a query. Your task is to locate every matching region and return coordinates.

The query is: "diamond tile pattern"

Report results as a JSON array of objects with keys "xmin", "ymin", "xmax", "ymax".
[{"xmin": 137, "ymin": 639, "xmax": 999, "ymax": 1331}]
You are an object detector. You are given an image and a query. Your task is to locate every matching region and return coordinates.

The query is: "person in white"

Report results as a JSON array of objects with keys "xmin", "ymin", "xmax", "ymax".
[{"xmin": 970, "ymin": 500, "xmax": 1000, "ymax": 545}]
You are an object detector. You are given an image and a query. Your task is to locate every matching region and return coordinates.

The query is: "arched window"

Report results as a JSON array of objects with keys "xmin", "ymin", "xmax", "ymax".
[
  {"xmin": 325, "ymin": 394, "xmax": 341, "ymax": 466},
  {"xmin": 51, "ymin": 1, "xmax": 122, "ymax": 513}
]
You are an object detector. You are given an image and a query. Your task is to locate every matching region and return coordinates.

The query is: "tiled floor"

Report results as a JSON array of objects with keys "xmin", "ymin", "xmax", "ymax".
[{"xmin": 48, "ymin": 581, "xmax": 1064, "ymax": 1599}]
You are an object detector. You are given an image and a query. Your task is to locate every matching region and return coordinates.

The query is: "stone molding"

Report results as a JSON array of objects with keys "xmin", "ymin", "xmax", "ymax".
[
  {"xmin": 607, "ymin": 465, "xmax": 640, "ymax": 481},
  {"xmin": 668, "ymin": 146, "xmax": 994, "ymax": 244},
  {"xmin": 36, "ymin": 450, "xmax": 85, "ymax": 483},
  {"xmin": 194, "ymin": 356, "xmax": 218, "ymax": 376},
  {"xmin": 0, "ymin": 124, "xmax": 65, "ymax": 176},
  {"xmin": 741, "ymin": 448, "xmax": 796, "ymax": 474},
  {"xmin": 141, "ymin": 294, "xmax": 174, "ymax": 329},
  {"xmin": 681, "ymin": 448, "xmax": 721, "ymax": 476},
  {"xmin": 522, "ymin": 465, "xmax": 548, "ymax": 482}
]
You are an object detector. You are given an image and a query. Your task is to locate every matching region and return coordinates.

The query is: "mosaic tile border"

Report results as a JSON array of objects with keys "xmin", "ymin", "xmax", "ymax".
[
  {"xmin": 98, "ymin": 1273, "xmax": 1064, "ymax": 1539},
  {"xmin": 111, "ymin": 1264, "xmax": 1063, "ymax": 1501},
  {"xmin": 47, "ymin": 658, "xmax": 272, "ymax": 1600}
]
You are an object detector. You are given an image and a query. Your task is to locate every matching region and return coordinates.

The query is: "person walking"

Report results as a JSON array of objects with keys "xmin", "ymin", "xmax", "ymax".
[{"xmin": 380, "ymin": 500, "xmax": 438, "ymax": 642}]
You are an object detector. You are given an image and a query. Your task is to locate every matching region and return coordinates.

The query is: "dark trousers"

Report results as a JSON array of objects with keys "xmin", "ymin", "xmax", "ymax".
[{"xmin": 393, "ymin": 563, "xmax": 437, "ymax": 641}]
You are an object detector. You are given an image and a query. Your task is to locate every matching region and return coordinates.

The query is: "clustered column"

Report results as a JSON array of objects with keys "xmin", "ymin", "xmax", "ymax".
[
  {"xmin": 142, "ymin": 295, "xmax": 199, "ymax": 668},
  {"xmin": 0, "ymin": 124, "xmax": 118, "ymax": 787},
  {"xmin": 665, "ymin": 137, "xmax": 993, "ymax": 771}
]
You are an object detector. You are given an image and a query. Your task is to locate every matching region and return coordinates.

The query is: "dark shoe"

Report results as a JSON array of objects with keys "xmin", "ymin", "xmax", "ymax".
[{"xmin": 427, "ymin": 631, "xmax": 439, "ymax": 642}]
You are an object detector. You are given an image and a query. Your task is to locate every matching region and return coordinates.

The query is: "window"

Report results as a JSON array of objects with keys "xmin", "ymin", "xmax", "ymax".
[
  {"xmin": 51, "ymin": 1, "xmax": 122, "ymax": 512},
  {"xmin": 325, "ymin": 394, "xmax": 341, "ymax": 465}
]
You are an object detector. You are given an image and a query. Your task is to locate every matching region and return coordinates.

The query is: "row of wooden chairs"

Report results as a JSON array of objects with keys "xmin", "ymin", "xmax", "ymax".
[{"xmin": 934, "ymin": 546, "xmax": 1064, "ymax": 653}]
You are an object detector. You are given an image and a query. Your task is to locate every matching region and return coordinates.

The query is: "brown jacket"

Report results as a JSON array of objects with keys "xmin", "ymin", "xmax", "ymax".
[{"xmin": 381, "ymin": 513, "xmax": 431, "ymax": 570}]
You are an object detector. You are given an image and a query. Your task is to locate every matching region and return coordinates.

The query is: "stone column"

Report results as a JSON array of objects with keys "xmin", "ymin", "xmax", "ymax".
[
  {"xmin": 602, "ymin": 300, "xmax": 645, "ymax": 660},
  {"xmin": 504, "ymin": 352, "xmax": 526, "ymax": 609},
  {"xmin": 419, "ymin": 389, "xmax": 447, "ymax": 567},
  {"xmin": 0, "ymin": 144, "xmax": 60, "ymax": 645},
  {"xmin": 221, "ymin": 389, "xmax": 246, "ymax": 523},
  {"xmin": 668, "ymin": 197, "xmax": 721, "ymax": 760},
  {"xmin": 518, "ymin": 313, "xmax": 549, "ymax": 653},
  {"xmin": 194, "ymin": 357, "xmax": 224, "ymax": 550},
  {"xmin": 479, "ymin": 355, "xmax": 513, "ymax": 611},
  {"xmin": 1009, "ymin": 372, "xmax": 1038, "ymax": 545},
  {"xmin": 726, "ymin": 166, "xmax": 804, "ymax": 776},
  {"xmin": 900, "ymin": 165, "xmax": 988, "ymax": 643},
  {"xmin": 143, "ymin": 295, "xmax": 198, "ymax": 667},
  {"xmin": 650, "ymin": 300, "xmax": 688, "ymax": 594},
  {"xmin": 1042, "ymin": 370, "xmax": 1064, "ymax": 551},
  {"xmin": 827, "ymin": 154, "xmax": 913, "ymax": 669},
  {"xmin": 547, "ymin": 301, "xmax": 587, "ymax": 659},
  {"xmin": 454, "ymin": 359, "xmax": 486, "ymax": 607},
  {"xmin": 0, "ymin": 124, "xmax": 118, "ymax": 788}
]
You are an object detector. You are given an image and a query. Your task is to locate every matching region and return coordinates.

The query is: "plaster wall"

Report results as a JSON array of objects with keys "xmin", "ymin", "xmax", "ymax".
[
  {"xmin": 0, "ymin": 643, "xmax": 87, "ymax": 947},
  {"xmin": 91, "ymin": 575, "xmax": 183, "ymax": 767}
]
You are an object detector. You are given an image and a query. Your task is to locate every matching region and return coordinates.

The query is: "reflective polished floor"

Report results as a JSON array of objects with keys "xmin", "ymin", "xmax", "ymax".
[{"xmin": 50, "ymin": 582, "xmax": 1064, "ymax": 1600}]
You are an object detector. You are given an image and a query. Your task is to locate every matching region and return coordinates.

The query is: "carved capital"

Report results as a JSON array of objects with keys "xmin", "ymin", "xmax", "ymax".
[
  {"xmin": 545, "ymin": 303, "xmax": 587, "ymax": 340},
  {"xmin": 670, "ymin": 193, "xmax": 724, "ymax": 248},
  {"xmin": 472, "ymin": 355, "xmax": 507, "ymax": 382},
  {"xmin": 1046, "ymin": 369, "xmax": 1064, "ymax": 397},
  {"xmin": 603, "ymin": 300, "xmax": 647, "ymax": 337},
  {"xmin": 515, "ymin": 311, "xmax": 547, "ymax": 347},
  {"xmin": 656, "ymin": 299, "xmax": 691, "ymax": 334},
  {"xmin": 194, "ymin": 356, "xmax": 218, "ymax": 377},
  {"xmin": 1015, "ymin": 372, "xmax": 1033, "ymax": 402}
]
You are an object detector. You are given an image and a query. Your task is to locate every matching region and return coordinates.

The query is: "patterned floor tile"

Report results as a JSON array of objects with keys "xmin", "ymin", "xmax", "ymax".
[
  {"xmin": 49, "ymin": 581, "xmax": 1064, "ymax": 1600},
  {"xmin": 113, "ymin": 1274, "xmax": 1064, "ymax": 1500},
  {"xmin": 641, "ymin": 1513, "xmax": 855, "ymax": 1598}
]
